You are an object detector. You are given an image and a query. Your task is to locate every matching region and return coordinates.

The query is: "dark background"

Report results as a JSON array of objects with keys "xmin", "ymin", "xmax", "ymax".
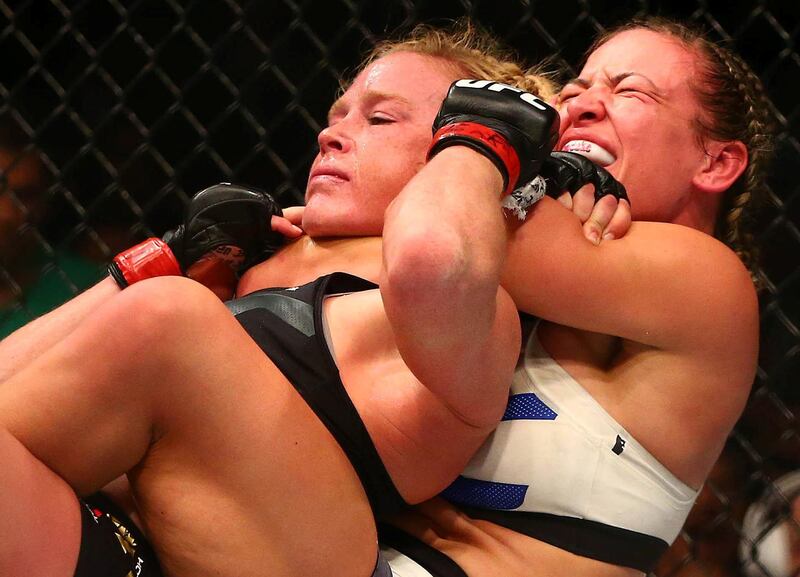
[{"xmin": 0, "ymin": 1, "xmax": 798, "ymax": 575}]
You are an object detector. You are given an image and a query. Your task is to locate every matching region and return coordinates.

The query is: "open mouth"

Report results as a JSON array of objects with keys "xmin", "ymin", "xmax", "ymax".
[{"xmin": 562, "ymin": 140, "xmax": 616, "ymax": 167}]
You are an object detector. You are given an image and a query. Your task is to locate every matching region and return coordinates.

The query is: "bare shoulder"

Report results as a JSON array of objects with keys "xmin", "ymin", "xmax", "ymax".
[
  {"xmin": 616, "ymin": 227, "xmax": 757, "ymax": 481},
  {"xmin": 528, "ymin": 217, "xmax": 759, "ymax": 485},
  {"xmin": 635, "ymin": 222, "xmax": 758, "ymax": 352},
  {"xmin": 595, "ymin": 226, "xmax": 758, "ymax": 483}
]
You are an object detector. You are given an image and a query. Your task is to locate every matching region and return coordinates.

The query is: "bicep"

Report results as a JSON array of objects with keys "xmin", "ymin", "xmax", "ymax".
[{"xmin": 503, "ymin": 198, "xmax": 758, "ymax": 353}]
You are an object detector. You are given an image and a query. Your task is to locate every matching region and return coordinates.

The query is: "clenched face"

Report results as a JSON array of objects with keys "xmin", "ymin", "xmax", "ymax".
[
  {"xmin": 557, "ymin": 29, "xmax": 711, "ymax": 225},
  {"xmin": 303, "ymin": 51, "xmax": 459, "ymax": 237}
]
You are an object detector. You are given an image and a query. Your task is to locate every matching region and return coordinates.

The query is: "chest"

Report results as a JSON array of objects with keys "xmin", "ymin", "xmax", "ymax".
[{"xmin": 237, "ymin": 236, "xmax": 382, "ymax": 295}]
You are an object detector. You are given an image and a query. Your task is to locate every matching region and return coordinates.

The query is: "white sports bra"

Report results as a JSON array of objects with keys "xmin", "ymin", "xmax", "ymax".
[{"xmin": 441, "ymin": 324, "xmax": 699, "ymax": 572}]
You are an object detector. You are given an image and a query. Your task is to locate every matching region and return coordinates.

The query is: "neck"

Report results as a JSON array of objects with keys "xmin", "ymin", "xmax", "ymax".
[
  {"xmin": 237, "ymin": 235, "xmax": 384, "ymax": 296},
  {"xmin": 671, "ymin": 190, "xmax": 721, "ymax": 235}
]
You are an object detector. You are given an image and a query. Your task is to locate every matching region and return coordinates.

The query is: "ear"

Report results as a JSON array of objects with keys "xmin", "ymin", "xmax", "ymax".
[{"xmin": 692, "ymin": 140, "xmax": 748, "ymax": 195}]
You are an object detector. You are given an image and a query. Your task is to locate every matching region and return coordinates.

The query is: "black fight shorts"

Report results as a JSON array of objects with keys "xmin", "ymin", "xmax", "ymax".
[{"xmin": 74, "ymin": 492, "xmax": 163, "ymax": 577}]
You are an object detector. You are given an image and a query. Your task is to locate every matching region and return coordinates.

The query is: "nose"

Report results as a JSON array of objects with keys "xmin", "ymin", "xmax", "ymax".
[
  {"xmin": 317, "ymin": 120, "xmax": 353, "ymax": 155},
  {"xmin": 564, "ymin": 87, "xmax": 608, "ymax": 126}
]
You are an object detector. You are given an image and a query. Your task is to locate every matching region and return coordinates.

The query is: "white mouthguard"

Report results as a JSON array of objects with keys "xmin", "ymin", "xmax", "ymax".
[{"xmin": 562, "ymin": 140, "xmax": 616, "ymax": 166}]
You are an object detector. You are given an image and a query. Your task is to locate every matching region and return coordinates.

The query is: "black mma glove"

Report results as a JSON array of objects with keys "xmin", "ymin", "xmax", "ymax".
[
  {"xmin": 109, "ymin": 183, "xmax": 284, "ymax": 289},
  {"xmin": 541, "ymin": 151, "xmax": 628, "ymax": 204},
  {"xmin": 428, "ymin": 79, "xmax": 559, "ymax": 196}
]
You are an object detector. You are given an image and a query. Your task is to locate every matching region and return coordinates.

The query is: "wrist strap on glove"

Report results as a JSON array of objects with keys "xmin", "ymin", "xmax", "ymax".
[
  {"xmin": 429, "ymin": 121, "xmax": 521, "ymax": 197},
  {"xmin": 108, "ymin": 238, "xmax": 182, "ymax": 289}
]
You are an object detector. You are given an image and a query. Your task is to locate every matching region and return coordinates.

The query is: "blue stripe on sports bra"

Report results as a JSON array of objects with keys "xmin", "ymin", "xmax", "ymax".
[
  {"xmin": 440, "ymin": 476, "xmax": 528, "ymax": 510},
  {"xmin": 502, "ymin": 392, "xmax": 557, "ymax": 421}
]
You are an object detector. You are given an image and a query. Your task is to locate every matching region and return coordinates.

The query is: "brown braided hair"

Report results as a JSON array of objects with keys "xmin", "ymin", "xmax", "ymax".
[
  {"xmin": 348, "ymin": 20, "xmax": 558, "ymax": 101},
  {"xmin": 589, "ymin": 17, "xmax": 775, "ymax": 274}
]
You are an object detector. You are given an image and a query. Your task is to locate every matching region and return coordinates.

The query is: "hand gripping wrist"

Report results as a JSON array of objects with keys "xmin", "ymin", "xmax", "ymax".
[
  {"xmin": 542, "ymin": 152, "xmax": 629, "ymax": 204},
  {"xmin": 428, "ymin": 121, "xmax": 521, "ymax": 197},
  {"xmin": 108, "ymin": 238, "xmax": 182, "ymax": 288}
]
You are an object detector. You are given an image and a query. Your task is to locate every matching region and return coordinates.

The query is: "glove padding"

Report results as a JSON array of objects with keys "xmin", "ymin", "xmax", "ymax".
[
  {"xmin": 109, "ymin": 183, "xmax": 283, "ymax": 289},
  {"xmin": 541, "ymin": 152, "xmax": 628, "ymax": 204},
  {"xmin": 429, "ymin": 80, "xmax": 559, "ymax": 195},
  {"xmin": 164, "ymin": 183, "xmax": 284, "ymax": 274}
]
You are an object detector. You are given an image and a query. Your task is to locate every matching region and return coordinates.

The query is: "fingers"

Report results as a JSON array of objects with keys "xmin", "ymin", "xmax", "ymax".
[
  {"xmin": 581, "ymin": 194, "xmax": 617, "ymax": 245},
  {"xmin": 281, "ymin": 206, "xmax": 305, "ymax": 226},
  {"xmin": 546, "ymin": 153, "xmax": 630, "ymax": 243},
  {"xmin": 270, "ymin": 214, "xmax": 303, "ymax": 238},
  {"xmin": 579, "ymin": 195, "xmax": 632, "ymax": 245},
  {"xmin": 555, "ymin": 191, "xmax": 573, "ymax": 210},
  {"xmin": 571, "ymin": 184, "xmax": 596, "ymax": 224},
  {"xmin": 601, "ymin": 198, "xmax": 632, "ymax": 241}
]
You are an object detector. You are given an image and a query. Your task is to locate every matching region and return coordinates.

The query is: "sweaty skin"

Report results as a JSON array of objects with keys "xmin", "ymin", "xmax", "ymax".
[
  {"xmin": 0, "ymin": 52, "xmax": 524, "ymax": 577},
  {"xmin": 241, "ymin": 29, "xmax": 758, "ymax": 577}
]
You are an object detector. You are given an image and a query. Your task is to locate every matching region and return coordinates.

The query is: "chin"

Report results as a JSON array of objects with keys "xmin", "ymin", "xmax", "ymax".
[
  {"xmin": 303, "ymin": 197, "xmax": 386, "ymax": 237},
  {"xmin": 302, "ymin": 213, "xmax": 356, "ymax": 238},
  {"xmin": 300, "ymin": 202, "xmax": 333, "ymax": 236}
]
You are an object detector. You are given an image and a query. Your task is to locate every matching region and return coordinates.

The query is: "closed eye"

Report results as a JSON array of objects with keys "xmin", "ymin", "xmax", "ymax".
[
  {"xmin": 369, "ymin": 115, "xmax": 395, "ymax": 125},
  {"xmin": 617, "ymin": 87, "xmax": 653, "ymax": 101},
  {"xmin": 558, "ymin": 91, "xmax": 580, "ymax": 103}
]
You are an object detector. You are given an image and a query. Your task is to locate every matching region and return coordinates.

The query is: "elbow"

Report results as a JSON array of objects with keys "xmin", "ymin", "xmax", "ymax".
[{"xmin": 382, "ymin": 225, "xmax": 468, "ymax": 297}]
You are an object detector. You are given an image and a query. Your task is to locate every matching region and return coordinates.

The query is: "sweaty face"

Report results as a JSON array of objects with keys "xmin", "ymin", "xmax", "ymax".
[
  {"xmin": 556, "ymin": 29, "xmax": 710, "ymax": 225},
  {"xmin": 303, "ymin": 52, "xmax": 459, "ymax": 237}
]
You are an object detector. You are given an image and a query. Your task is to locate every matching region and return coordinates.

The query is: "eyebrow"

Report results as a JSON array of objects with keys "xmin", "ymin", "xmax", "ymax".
[
  {"xmin": 564, "ymin": 72, "xmax": 663, "ymax": 94},
  {"xmin": 327, "ymin": 90, "xmax": 414, "ymax": 121}
]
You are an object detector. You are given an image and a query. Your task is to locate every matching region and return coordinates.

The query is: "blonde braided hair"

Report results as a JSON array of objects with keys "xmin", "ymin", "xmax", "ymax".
[{"xmin": 591, "ymin": 17, "xmax": 776, "ymax": 275}]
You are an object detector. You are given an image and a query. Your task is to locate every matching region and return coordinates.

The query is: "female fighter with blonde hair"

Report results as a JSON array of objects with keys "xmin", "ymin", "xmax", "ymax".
[{"xmin": 0, "ymin": 21, "xmax": 566, "ymax": 577}]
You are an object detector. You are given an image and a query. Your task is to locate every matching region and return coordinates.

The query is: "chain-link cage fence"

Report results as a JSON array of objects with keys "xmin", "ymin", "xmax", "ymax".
[{"xmin": 0, "ymin": 0, "xmax": 798, "ymax": 575}]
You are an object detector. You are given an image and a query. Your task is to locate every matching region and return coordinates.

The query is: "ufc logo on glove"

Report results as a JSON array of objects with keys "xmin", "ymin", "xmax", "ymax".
[{"xmin": 454, "ymin": 79, "xmax": 549, "ymax": 111}]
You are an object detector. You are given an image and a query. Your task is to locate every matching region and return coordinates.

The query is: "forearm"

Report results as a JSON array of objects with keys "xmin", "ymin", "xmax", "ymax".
[
  {"xmin": 503, "ymin": 198, "xmax": 652, "ymax": 336},
  {"xmin": 381, "ymin": 146, "xmax": 506, "ymax": 375}
]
